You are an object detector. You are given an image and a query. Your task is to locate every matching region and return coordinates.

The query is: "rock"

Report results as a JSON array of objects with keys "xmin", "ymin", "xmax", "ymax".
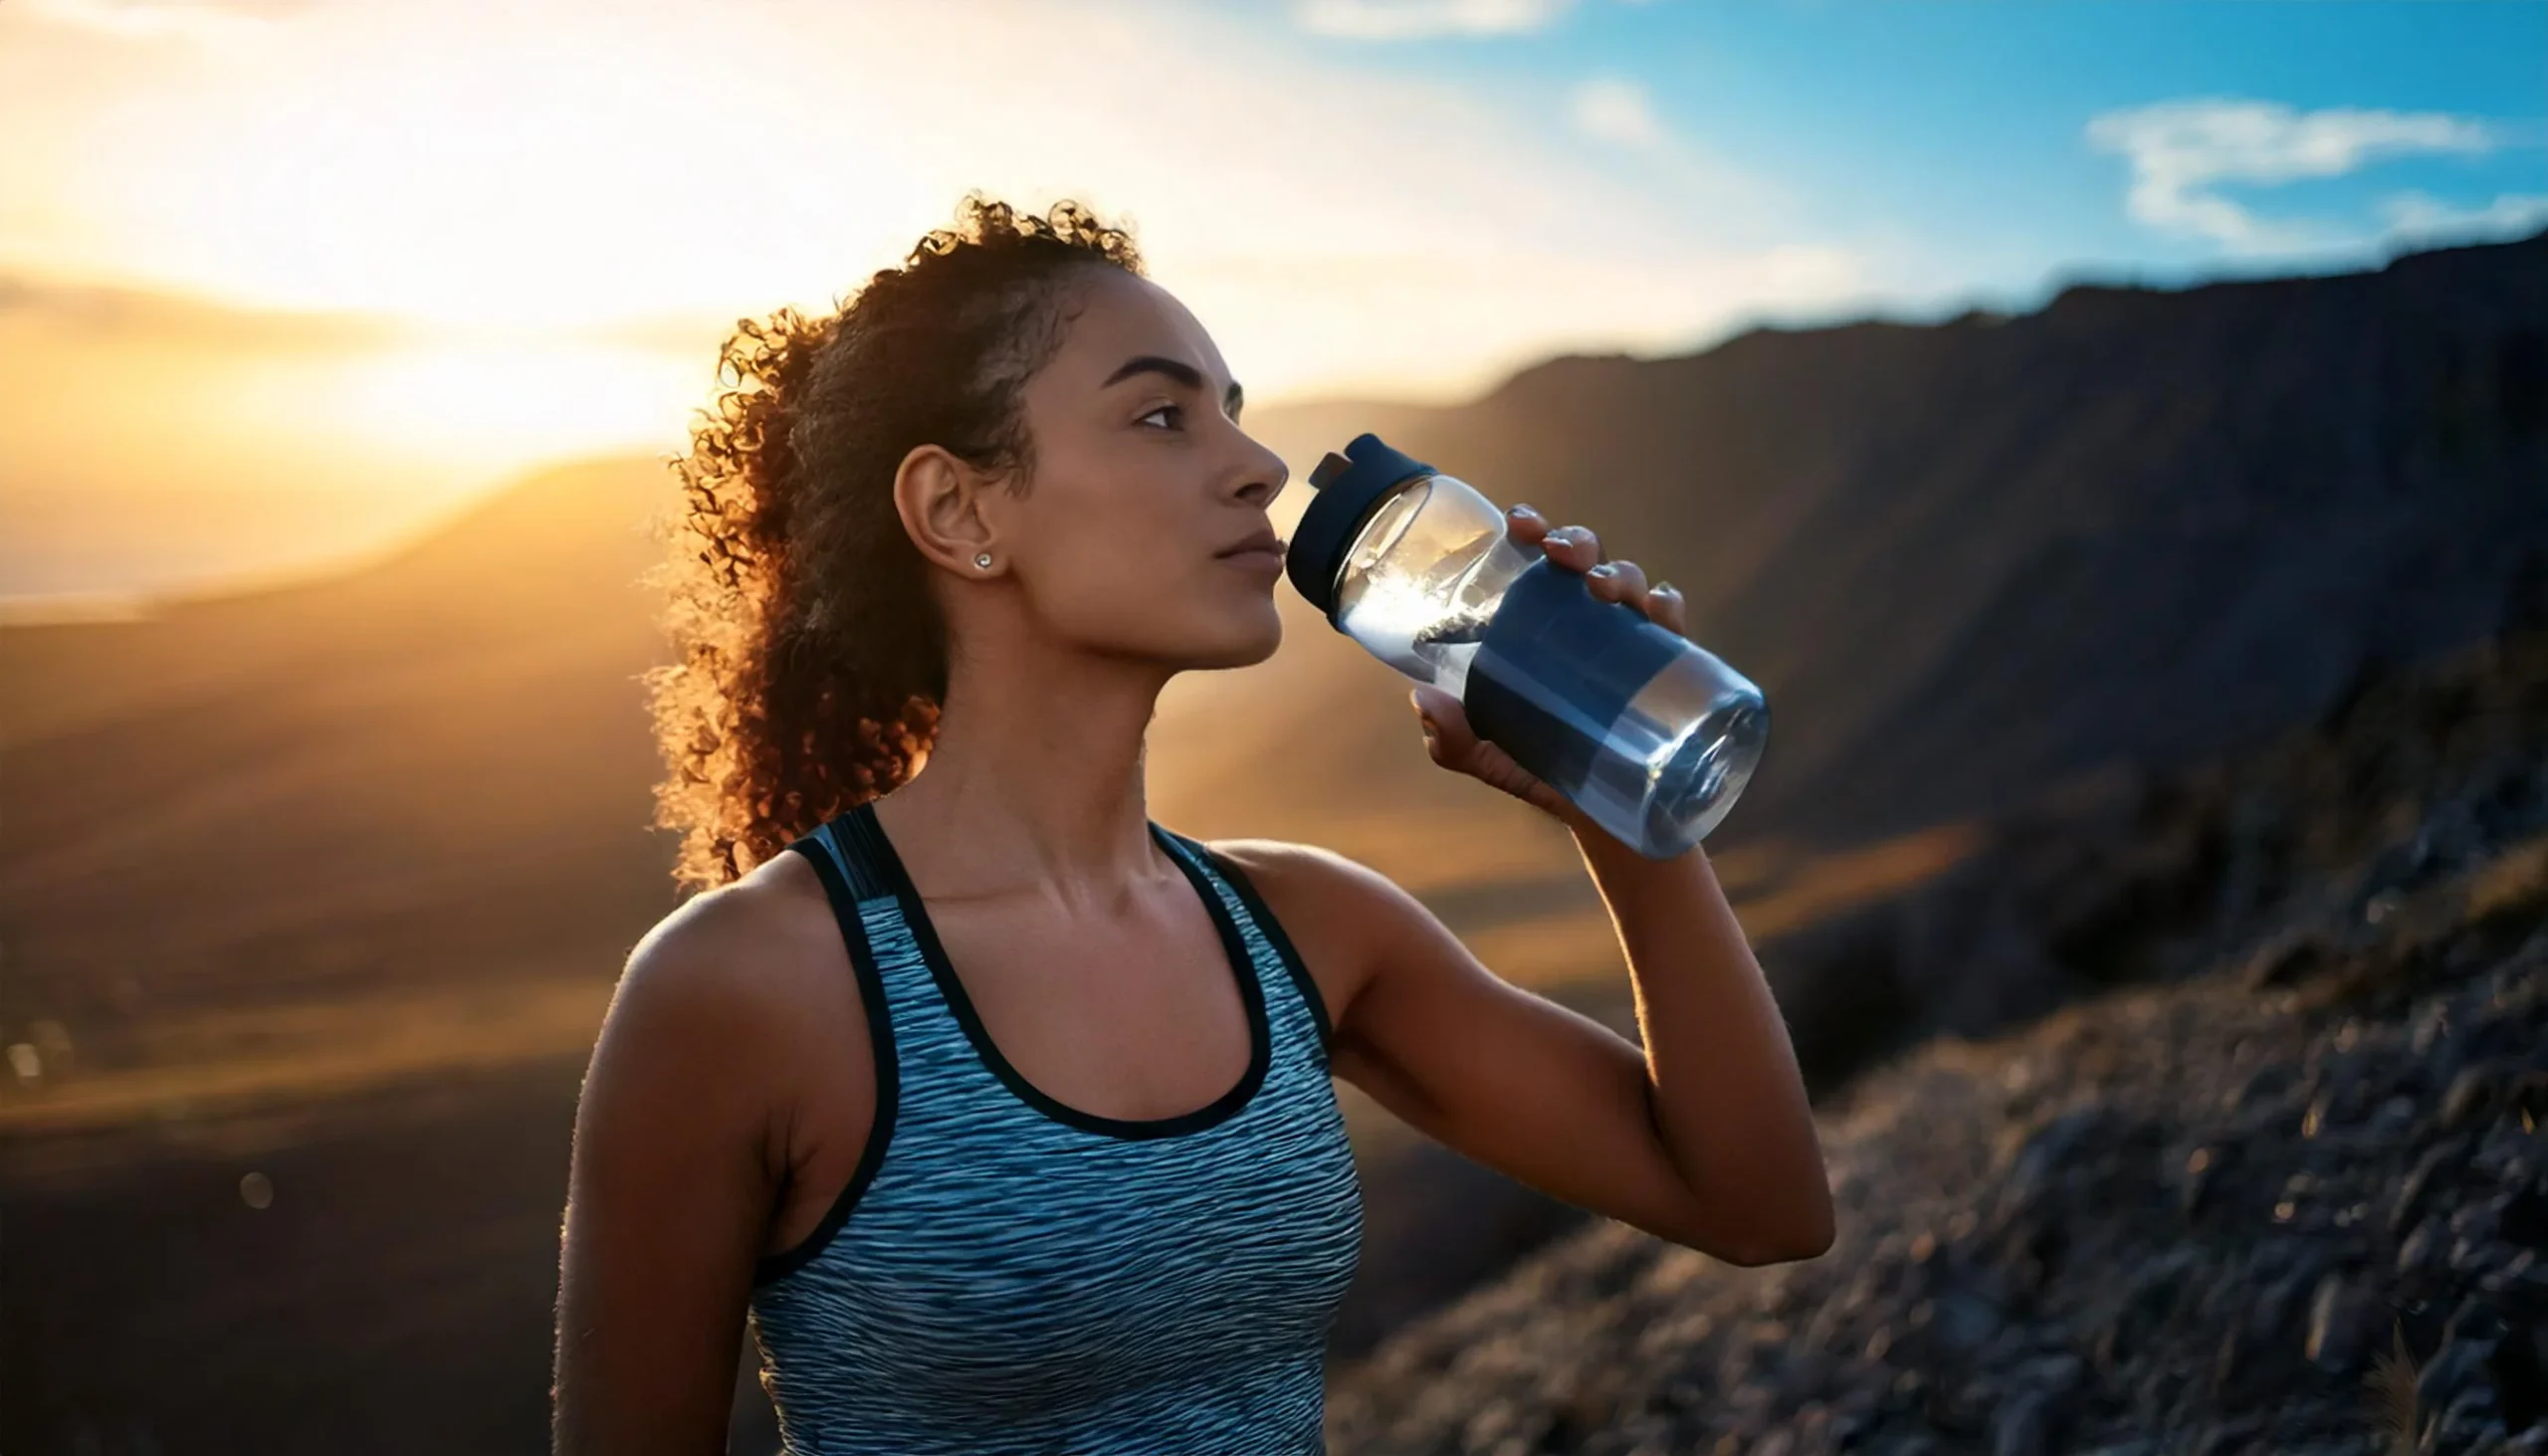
[
  {"xmin": 2180, "ymin": 1158, "xmax": 2223, "ymax": 1221},
  {"xmin": 2305, "ymin": 1273, "xmax": 2384, "ymax": 1372},
  {"xmin": 1922, "ymin": 1289, "xmax": 2005, "ymax": 1360},
  {"xmin": 2242, "ymin": 929, "xmax": 2333, "ymax": 990},
  {"xmin": 2196, "ymin": 1415, "xmax": 2266, "ymax": 1456},
  {"xmin": 2377, "ymin": 1094, "xmax": 2425, "ymax": 1137},
  {"xmin": 2447, "ymin": 1065, "xmax": 2510, "ymax": 1133},
  {"xmin": 1993, "ymin": 1106, "xmax": 2124, "ymax": 1213},
  {"xmin": 2503, "ymin": 1179, "xmax": 2548, "ymax": 1252},
  {"xmin": 2438, "ymin": 1387, "xmax": 2500, "ymax": 1443},
  {"xmin": 2458, "ymin": 1195, "xmax": 2511, "ymax": 1244},
  {"xmin": 2494, "ymin": 1258, "xmax": 2548, "ymax": 1315},
  {"xmin": 2424, "ymin": 1340, "xmax": 2494, "ymax": 1418},
  {"xmin": 2494, "ymin": 1319, "xmax": 2548, "ymax": 1432},
  {"xmin": 2403, "ymin": 1221, "xmax": 2445, "ymax": 1277},
  {"xmin": 2212, "ymin": 1324, "xmax": 2257, "ymax": 1403},
  {"xmin": 2395, "ymin": 1143, "xmax": 2465, "ymax": 1236},
  {"xmin": 1919, "ymin": 1378, "xmax": 1986, "ymax": 1439},
  {"xmin": 1988, "ymin": 1393, "xmax": 2056, "ymax": 1456},
  {"xmin": 2453, "ymin": 1303, "xmax": 2513, "ymax": 1348}
]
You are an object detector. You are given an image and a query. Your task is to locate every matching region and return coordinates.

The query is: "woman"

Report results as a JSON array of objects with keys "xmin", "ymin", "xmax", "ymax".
[{"xmin": 553, "ymin": 197, "xmax": 1831, "ymax": 1455}]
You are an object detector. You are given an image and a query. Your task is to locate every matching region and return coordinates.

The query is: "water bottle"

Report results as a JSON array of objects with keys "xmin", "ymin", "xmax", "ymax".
[{"xmin": 1285, "ymin": 433, "xmax": 1769, "ymax": 858}]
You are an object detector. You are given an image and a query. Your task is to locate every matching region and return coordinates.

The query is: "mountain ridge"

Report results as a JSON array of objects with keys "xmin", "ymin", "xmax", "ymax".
[{"xmin": 1239, "ymin": 228, "xmax": 2548, "ymax": 853}]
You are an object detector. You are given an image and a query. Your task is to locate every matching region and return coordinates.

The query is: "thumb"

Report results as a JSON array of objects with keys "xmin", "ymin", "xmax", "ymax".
[
  {"xmin": 1410, "ymin": 685, "xmax": 1478, "ymax": 758},
  {"xmin": 1410, "ymin": 683, "xmax": 1465, "ymax": 726}
]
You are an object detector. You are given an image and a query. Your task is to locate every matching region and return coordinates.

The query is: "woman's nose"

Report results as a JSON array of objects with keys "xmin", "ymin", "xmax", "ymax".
[{"xmin": 1231, "ymin": 431, "xmax": 1289, "ymax": 506}]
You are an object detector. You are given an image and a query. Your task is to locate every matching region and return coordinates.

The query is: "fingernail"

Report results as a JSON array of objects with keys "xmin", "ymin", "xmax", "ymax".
[
  {"xmin": 1588, "ymin": 562, "xmax": 1616, "ymax": 578},
  {"xmin": 1508, "ymin": 504, "xmax": 1538, "ymax": 520}
]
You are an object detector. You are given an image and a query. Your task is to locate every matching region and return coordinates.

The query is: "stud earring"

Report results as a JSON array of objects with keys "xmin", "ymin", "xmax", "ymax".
[{"xmin": 973, "ymin": 551, "xmax": 993, "ymax": 570}]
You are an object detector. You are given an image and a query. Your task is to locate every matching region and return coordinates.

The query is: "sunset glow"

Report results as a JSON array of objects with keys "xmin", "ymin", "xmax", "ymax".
[{"xmin": 2, "ymin": 0, "xmax": 2539, "ymax": 606}]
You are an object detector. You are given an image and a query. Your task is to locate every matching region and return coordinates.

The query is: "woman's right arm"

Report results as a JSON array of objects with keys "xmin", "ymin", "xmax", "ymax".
[{"xmin": 552, "ymin": 885, "xmax": 825, "ymax": 1455}]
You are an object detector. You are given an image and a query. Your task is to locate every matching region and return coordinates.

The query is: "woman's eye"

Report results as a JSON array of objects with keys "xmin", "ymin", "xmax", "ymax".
[{"xmin": 1138, "ymin": 403, "xmax": 1182, "ymax": 430}]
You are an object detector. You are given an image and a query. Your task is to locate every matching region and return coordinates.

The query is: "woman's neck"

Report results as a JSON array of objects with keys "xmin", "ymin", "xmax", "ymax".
[{"xmin": 873, "ymin": 642, "xmax": 1170, "ymax": 904}]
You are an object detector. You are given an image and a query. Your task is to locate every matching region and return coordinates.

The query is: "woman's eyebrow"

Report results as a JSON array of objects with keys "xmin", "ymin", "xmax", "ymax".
[{"xmin": 1104, "ymin": 354, "xmax": 1245, "ymax": 417}]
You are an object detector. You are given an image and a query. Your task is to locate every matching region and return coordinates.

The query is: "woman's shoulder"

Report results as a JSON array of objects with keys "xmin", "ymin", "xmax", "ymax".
[
  {"xmin": 596, "ymin": 848, "xmax": 869, "ymax": 1112},
  {"xmin": 628, "ymin": 848, "xmax": 849, "ymax": 998},
  {"xmin": 1196, "ymin": 837, "xmax": 1435, "ymax": 1021},
  {"xmin": 1203, "ymin": 836, "xmax": 1382, "ymax": 901},
  {"xmin": 1201, "ymin": 836, "xmax": 1421, "ymax": 921}
]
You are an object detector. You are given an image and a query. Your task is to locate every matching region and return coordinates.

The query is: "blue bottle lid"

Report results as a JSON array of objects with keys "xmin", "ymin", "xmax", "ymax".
[{"xmin": 1284, "ymin": 432, "xmax": 1437, "ymax": 622}]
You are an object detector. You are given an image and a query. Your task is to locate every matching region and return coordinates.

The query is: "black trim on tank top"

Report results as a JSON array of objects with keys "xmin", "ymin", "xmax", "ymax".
[
  {"xmin": 1176, "ymin": 837, "xmax": 1336, "ymax": 1059},
  {"xmin": 851, "ymin": 800, "xmax": 1272, "ymax": 1142},
  {"xmin": 753, "ymin": 818, "xmax": 903, "ymax": 1288}
]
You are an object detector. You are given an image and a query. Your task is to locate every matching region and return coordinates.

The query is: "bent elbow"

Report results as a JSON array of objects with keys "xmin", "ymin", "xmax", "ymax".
[
  {"xmin": 1781, "ymin": 1220, "xmax": 1838, "ymax": 1263},
  {"xmin": 1714, "ymin": 1236, "xmax": 1829, "ymax": 1268},
  {"xmin": 1704, "ymin": 1210, "xmax": 1835, "ymax": 1267},
  {"xmin": 1791, "ymin": 1207, "xmax": 1839, "ymax": 1262}
]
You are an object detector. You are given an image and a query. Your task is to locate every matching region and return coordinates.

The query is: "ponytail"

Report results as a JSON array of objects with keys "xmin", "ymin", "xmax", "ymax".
[{"xmin": 644, "ymin": 197, "xmax": 1142, "ymax": 889}]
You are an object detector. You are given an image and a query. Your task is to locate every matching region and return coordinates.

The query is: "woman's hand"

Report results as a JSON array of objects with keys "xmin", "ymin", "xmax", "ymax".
[{"xmin": 1410, "ymin": 505, "xmax": 1687, "ymax": 823}]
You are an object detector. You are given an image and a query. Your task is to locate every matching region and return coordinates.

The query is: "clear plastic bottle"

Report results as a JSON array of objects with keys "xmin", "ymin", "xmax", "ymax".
[{"xmin": 1285, "ymin": 433, "xmax": 1768, "ymax": 857}]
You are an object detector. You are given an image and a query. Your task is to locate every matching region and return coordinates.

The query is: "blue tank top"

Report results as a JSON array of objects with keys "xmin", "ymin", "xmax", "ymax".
[{"xmin": 747, "ymin": 800, "xmax": 1365, "ymax": 1454}]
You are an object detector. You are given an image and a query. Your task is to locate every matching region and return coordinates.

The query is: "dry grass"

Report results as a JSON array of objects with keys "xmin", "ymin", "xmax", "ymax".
[{"xmin": 2365, "ymin": 1319, "xmax": 2423, "ymax": 1455}]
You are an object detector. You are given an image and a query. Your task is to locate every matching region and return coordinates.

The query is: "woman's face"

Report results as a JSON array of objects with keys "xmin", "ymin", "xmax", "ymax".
[{"xmin": 988, "ymin": 268, "xmax": 1292, "ymax": 673}]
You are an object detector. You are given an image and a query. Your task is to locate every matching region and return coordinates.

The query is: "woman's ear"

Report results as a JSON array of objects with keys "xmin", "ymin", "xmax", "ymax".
[{"xmin": 892, "ymin": 445, "xmax": 1002, "ymax": 576}]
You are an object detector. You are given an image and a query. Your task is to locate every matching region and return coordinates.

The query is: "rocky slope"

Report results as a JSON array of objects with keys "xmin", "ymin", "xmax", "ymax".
[{"xmin": 1329, "ymin": 621, "xmax": 2548, "ymax": 1455}]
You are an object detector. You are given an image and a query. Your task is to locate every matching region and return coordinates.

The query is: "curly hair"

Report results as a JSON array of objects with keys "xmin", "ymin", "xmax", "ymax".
[{"xmin": 644, "ymin": 195, "xmax": 1146, "ymax": 890}]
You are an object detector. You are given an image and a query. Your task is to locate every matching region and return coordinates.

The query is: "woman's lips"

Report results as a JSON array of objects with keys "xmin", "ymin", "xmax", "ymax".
[
  {"xmin": 1216, "ymin": 533, "xmax": 1286, "ymax": 574},
  {"xmin": 1217, "ymin": 545, "xmax": 1284, "ymax": 576}
]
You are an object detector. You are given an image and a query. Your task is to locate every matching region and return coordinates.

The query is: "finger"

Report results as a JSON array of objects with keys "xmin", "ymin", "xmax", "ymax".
[
  {"xmin": 1503, "ymin": 504, "xmax": 1554, "ymax": 548},
  {"xmin": 1584, "ymin": 557, "xmax": 1647, "ymax": 606},
  {"xmin": 1645, "ymin": 581, "xmax": 1689, "ymax": 636},
  {"xmin": 1539, "ymin": 525, "xmax": 1602, "ymax": 574},
  {"xmin": 1411, "ymin": 685, "xmax": 1481, "ymax": 761}
]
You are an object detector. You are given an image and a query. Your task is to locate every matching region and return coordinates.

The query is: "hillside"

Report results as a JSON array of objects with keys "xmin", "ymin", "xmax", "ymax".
[
  {"xmin": 0, "ymin": 458, "xmax": 677, "ymax": 1046},
  {"xmin": 9, "ymin": 232, "xmax": 2541, "ymax": 1048},
  {"xmin": 1330, "ymin": 619, "xmax": 2548, "ymax": 1454},
  {"xmin": 1230, "ymin": 231, "xmax": 2548, "ymax": 857},
  {"xmin": 4, "ymin": 232, "xmax": 2545, "ymax": 1453}
]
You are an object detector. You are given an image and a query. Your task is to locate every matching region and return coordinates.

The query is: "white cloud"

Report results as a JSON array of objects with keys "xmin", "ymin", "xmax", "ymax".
[
  {"xmin": 1571, "ymin": 78, "xmax": 1667, "ymax": 151},
  {"xmin": 1293, "ymin": 0, "xmax": 1576, "ymax": 41},
  {"xmin": 2088, "ymin": 99, "xmax": 2498, "ymax": 254},
  {"xmin": 2381, "ymin": 189, "xmax": 2548, "ymax": 245},
  {"xmin": 1559, "ymin": 75, "xmax": 1776, "ymax": 224}
]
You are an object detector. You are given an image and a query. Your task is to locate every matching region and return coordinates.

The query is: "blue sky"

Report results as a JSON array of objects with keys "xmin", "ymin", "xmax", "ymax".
[
  {"xmin": 5, "ymin": 0, "xmax": 2542, "ymax": 392},
  {"xmin": 1273, "ymin": 0, "xmax": 2548, "ymax": 307}
]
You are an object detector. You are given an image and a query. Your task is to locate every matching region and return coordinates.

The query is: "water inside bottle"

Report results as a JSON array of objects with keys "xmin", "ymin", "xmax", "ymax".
[
  {"xmin": 1334, "ymin": 493, "xmax": 1528, "ymax": 694},
  {"xmin": 1324, "ymin": 468, "xmax": 1766, "ymax": 855},
  {"xmin": 1454, "ymin": 557, "xmax": 1769, "ymax": 857}
]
